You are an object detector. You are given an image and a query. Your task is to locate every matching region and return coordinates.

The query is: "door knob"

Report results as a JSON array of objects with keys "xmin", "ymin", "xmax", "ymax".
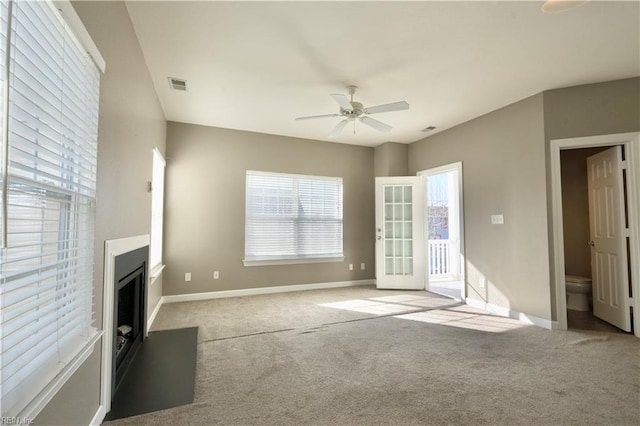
[
  {"xmin": 587, "ymin": 240, "xmax": 595, "ymax": 246},
  {"xmin": 377, "ymin": 236, "xmax": 382, "ymax": 240}
]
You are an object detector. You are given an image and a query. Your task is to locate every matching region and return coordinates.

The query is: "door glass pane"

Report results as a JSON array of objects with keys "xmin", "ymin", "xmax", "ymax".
[
  {"xmin": 385, "ymin": 204, "xmax": 393, "ymax": 220},
  {"xmin": 385, "ymin": 239, "xmax": 393, "ymax": 256},
  {"xmin": 385, "ymin": 258, "xmax": 394, "ymax": 275},
  {"xmin": 403, "ymin": 240, "xmax": 413, "ymax": 257},
  {"xmin": 404, "ymin": 186, "xmax": 412, "ymax": 202},
  {"xmin": 394, "ymin": 204, "xmax": 403, "ymax": 220},
  {"xmin": 394, "ymin": 186, "xmax": 403, "ymax": 203},
  {"xmin": 385, "ymin": 221, "xmax": 393, "ymax": 238},
  {"xmin": 404, "ymin": 204, "xmax": 412, "ymax": 220},
  {"xmin": 385, "ymin": 186, "xmax": 393, "ymax": 203},
  {"xmin": 394, "ymin": 240, "xmax": 403, "ymax": 256},
  {"xmin": 383, "ymin": 184, "xmax": 414, "ymax": 276},
  {"xmin": 394, "ymin": 223, "xmax": 402, "ymax": 238},
  {"xmin": 404, "ymin": 259, "xmax": 413, "ymax": 275}
]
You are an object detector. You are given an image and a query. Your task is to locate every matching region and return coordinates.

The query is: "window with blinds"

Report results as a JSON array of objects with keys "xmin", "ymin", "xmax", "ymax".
[
  {"xmin": 244, "ymin": 171, "xmax": 344, "ymax": 264},
  {"xmin": 150, "ymin": 147, "xmax": 165, "ymax": 273},
  {"xmin": 0, "ymin": 0, "xmax": 102, "ymax": 418}
]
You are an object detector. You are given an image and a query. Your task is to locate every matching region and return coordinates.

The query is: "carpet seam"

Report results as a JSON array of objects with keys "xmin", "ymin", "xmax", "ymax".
[{"xmin": 198, "ymin": 302, "xmax": 462, "ymax": 344}]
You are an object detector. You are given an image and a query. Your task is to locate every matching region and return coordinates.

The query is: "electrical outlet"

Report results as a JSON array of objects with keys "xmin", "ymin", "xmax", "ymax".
[
  {"xmin": 491, "ymin": 214, "xmax": 504, "ymax": 225},
  {"xmin": 349, "ymin": 264, "xmax": 353, "ymax": 271},
  {"xmin": 213, "ymin": 271, "xmax": 219, "ymax": 279},
  {"xmin": 360, "ymin": 263, "xmax": 365, "ymax": 270},
  {"xmin": 185, "ymin": 272, "xmax": 191, "ymax": 282},
  {"xmin": 479, "ymin": 276, "xmax": 485, "ymax": 289}
]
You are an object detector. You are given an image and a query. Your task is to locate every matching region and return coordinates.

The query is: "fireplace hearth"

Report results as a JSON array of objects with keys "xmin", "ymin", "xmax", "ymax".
[{"xmin": 112, "ymin": 245, "xmax": 148, "ymax": 396}]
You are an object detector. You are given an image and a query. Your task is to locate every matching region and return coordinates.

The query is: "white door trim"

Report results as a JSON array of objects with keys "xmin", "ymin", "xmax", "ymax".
[
  {"xmin": 550, "ymin": 132, "xmax": 640, "ymax": 336},
  {"xmin": 417, "ymin": 161, "xmax": 465, "ymax": 300}
]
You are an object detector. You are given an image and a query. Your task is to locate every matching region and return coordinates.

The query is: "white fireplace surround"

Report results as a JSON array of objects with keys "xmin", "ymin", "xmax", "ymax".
[{"xmin": 99, "ymin": 235, "xmax": 150, "ymax": 418}]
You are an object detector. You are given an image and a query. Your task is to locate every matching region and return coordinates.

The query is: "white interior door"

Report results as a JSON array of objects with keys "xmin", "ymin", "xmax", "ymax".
[
  {"xmin": 375, "ymin": 177, "xmax": 425, "ymax": 289},
  {"xmin": 587, "ymin": 146, "xmax": 631, "ymax": 331}
]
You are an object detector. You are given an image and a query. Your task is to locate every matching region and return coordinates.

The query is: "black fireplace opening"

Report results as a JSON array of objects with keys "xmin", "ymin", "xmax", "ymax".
[{"xmin": 113, "ymin": 245, "xmax": 148, "ymax": 398}]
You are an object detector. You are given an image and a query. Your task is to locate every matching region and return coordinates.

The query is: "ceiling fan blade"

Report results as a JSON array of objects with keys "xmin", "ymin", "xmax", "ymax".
[
  {"xmin": 328, "ymin": 119, "xmax": 349, "ymax": 139},
  {"xmin": 295, "ymin": 113, "xmax": 342, "ymax": 121},
  {"xmin": 363, "ymin": 101, "xmax": 409, "ymax": 115},
  {"xmin": 330, "ymin": 94, "xmax": 353, "ymax": 112},
  {"xmin": 360, "ymin": 116, "xmax": 392, "ymax": 132}
]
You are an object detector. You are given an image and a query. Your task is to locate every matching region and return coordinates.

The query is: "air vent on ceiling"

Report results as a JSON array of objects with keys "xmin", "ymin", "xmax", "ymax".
[
  {"xmin": 421, "ymin": 126, "xmax": 437, "ymax": 133},
  {"xmin": 168, "ymin": 77, "xmax": 187, "ymax": 91}
]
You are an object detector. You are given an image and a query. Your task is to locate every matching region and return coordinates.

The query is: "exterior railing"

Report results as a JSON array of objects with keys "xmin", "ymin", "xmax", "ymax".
[{"xmin": 428, "ymin": 239, "xmax": 451, "ymax": 278}]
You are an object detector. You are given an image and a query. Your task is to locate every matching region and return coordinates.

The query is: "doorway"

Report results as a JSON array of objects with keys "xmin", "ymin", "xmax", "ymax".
[
  {"xmin": 559, "ymin": 146, "xmax": 629, "ymax": 333},
  {"xmin": 550, "ymin": 132, "xmax": 640, "ymax": 337},
  {"xmin": 418, "ymin": 162, "xmax": 465, "ymax": 301}
]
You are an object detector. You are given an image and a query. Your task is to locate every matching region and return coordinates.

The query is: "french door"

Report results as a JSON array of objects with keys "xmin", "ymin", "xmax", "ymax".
[{"xmin": 375, "ymin": 177, "xmax": 425, "ymax": 289}]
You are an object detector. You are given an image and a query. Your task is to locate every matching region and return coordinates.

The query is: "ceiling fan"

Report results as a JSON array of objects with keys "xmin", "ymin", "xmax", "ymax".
[{"xmin": 295, "ymin": 85, "xmax": 409, "ymax": 139}]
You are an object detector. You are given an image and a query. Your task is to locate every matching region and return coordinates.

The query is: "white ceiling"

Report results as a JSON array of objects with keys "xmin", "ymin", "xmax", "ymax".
[{"xmin": 125, "ymin": 0, "xmax": 640, "ymax": 147}]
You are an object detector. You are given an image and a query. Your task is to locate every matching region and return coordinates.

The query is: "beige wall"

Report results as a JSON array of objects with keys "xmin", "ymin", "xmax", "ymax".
[
  {"xmin": 560, "ymin": 147, "xmax": 608, "ymax": 278},
  {"xmin": 408, "ymin": 94, "xmax": 551, "ymax": 320},
  {"xmin": 36, "ymin": 2, "xmax": 167, "ymax": 424},
  {"xmin": 543, "ymin": 78, "xmax": 640, "ymax": 141},
  {"xmin": 164, "ymin": 122, "xmax": 374, "ymax": 295},
  {"xmin": 374, "ymin": 142, "xmax": 408, "ymax": 177}
]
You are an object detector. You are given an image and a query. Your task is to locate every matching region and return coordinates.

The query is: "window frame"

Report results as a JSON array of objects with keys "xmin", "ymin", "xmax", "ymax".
[
  {"xmin": 149, "ymin": 147, "xmax": 165, "ymax": 281},
  {"xmin": 243, "ymin": 170, "xmax": 345, "ymax": 266},
  {"xmin": 0, "ymin": 0, "xmax": 104, "ymax": 419}
]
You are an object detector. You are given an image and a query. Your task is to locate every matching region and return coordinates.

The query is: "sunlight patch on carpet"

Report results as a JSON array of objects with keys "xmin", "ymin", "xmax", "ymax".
[
  {"xmin": 369, "ymin": 294, "xmax": 431, "ymax": 303},
  {"xmin": 369, "ymin": 294, "xmax": 458, "ymax": 308},
  {"xmin": 319, "ymin": 299, "xmax": 418, "ymax": 315},
  {"xmin": 395, "ymin": 309, "xmax": 527, "ymax": 333}
]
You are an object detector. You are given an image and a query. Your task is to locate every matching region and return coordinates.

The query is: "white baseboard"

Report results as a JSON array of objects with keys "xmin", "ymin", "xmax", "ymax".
[
  {"xmin": 163, "ymin": 279, "xmax": 375, "ymax": 304},
  {"xmin": 90, "ymin": 404, "xmax": 106, "ymax": 426},
  {"xmin": 465, "ymin": 298, "xmax": 553, "ymax": 330}
]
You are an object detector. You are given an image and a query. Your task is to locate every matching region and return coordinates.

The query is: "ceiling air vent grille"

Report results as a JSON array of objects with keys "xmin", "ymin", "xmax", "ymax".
[
  {"xmin": 421, "ymin": 126, "xmax": 436, "ymax": 133},
  {"xmin": 168, "ymin": 77, "xmax": 187, "ymax": 91}
]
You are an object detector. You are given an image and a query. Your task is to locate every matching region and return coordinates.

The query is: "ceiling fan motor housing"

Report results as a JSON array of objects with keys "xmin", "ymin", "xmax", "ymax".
[{"xmin": 343, "ymin": 101, "xmax": 364, "ymax": 120}]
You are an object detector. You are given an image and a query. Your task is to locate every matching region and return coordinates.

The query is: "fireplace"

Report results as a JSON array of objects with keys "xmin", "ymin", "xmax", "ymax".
[{"xmin": 112, "ymin": 245, "xmax": 148, "ymax": 396}]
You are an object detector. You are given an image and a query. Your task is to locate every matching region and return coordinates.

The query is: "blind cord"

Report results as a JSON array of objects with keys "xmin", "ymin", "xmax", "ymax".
[{"xmin": 1, "ymin": 0, "xmax": 13, "ymax": 249}]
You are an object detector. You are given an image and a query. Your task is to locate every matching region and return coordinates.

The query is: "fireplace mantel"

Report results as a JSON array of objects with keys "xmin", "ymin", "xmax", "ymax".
[{"xmin": 101, "ymin": 235, "xmax": 150, "ymax": 414}]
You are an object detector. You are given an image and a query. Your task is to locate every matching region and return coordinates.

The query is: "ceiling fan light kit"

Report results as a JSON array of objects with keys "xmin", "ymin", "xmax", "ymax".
[{"xmin": 296, "ymin": 85, "xmax": 410, "ymax": 139}]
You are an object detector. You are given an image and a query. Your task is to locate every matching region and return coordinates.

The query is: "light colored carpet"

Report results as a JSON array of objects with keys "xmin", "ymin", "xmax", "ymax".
[{"xmin": 105, "ymin": 285, "xmax": 640, "ymax": 425}]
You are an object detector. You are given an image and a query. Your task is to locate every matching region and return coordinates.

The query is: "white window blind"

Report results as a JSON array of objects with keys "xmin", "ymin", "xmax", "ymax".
[
  {"xmin": 0, "ymin": 0, "xmax": 101, "ymax": 418},
  {"xmin": 244, "ymin": 171, "xmax": 343, "ymax": 263},
  {"xmin": 150, "ymin": 147, "xmax": 165, "ymax": 271}
]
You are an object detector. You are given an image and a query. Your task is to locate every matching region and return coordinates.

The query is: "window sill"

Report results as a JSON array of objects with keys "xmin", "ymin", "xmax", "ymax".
[
  {"xmin": 243, "ymin": 256, "xmax": 345, "ymax": 267},
  {"xmin": 20, "ymin": 329, "xmax": 102, "ymax": 420},
  {"xmin": 149, "ymin": 264, "xmax": 165, "ymax": 285}
]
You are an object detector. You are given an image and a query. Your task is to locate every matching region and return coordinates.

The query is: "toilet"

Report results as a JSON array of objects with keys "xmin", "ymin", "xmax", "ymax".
[{"xmin": 565, "ymin": 275, "xmax": 592, "ymax": 311}]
